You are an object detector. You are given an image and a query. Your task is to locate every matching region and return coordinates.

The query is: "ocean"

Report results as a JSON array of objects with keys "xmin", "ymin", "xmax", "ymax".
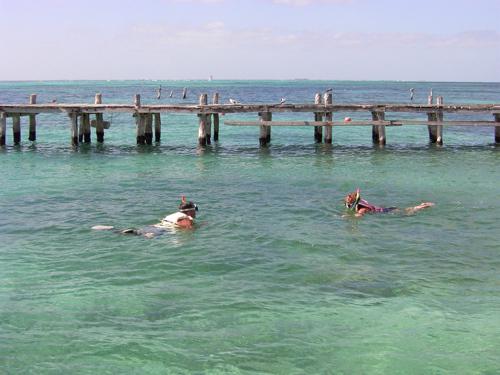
[{"xmin": 1, "ymin": 80, "xmax": 499, "ymax": 374}]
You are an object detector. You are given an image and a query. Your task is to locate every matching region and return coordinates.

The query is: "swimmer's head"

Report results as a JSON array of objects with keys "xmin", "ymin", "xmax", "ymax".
[
  {"xmin": 179, "ymin": 196, "xmax": 198, "ymax": 218},
  {"xmin": 344, "ymin": 188, "xmax": 361, "ymax": 210}
]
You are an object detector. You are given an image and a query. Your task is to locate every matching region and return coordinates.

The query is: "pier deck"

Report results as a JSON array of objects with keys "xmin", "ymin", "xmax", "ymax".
[{"xmin": 1, "ymin": 93, "xmax": 499, "ymax": 147}]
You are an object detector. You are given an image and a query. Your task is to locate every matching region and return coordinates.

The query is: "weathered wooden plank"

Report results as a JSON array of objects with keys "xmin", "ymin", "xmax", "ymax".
[
  {"xmin": 223, "ymin": 120, "xmax": 500, "ymax": 127},
  {"xmin": 1, "ymin": 103, "xmax": 498, "ymax": 115}
]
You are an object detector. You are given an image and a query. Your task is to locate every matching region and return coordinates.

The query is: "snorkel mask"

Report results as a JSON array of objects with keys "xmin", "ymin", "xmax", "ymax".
[
  {"xmin": 344, "ymin": 188, "xmax": 361, "ymax": 211},
  {"xmin": 179, "ymin": 196, "xmax": 199, "ymax": 213}
]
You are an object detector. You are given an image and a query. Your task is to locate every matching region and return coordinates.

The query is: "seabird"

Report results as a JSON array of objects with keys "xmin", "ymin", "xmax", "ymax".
[
  {"xmin": 229, "ymin": 98, "xmax": 240, "ymax": 105},
  {"xmin": 169, "ymin": 90, "xmax": 173, "ymax": 98},
  {"xmin": 156, "ymin": 85, "xmax": 162, "ymax": 100},
  {"xmin": 279, "ymin": 98, "xmax": 286, "ymax": 105}
]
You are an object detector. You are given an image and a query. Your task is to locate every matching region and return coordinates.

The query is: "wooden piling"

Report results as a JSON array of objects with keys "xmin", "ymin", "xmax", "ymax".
[
  {"xmin": 145, "ymin": 114, "xmax": 153, "ymax": 145},
  {"xmin": 12, "ymin": 114, "xmax": 21, "ymax": 145},
  {"xmin": 136, "ymin": 114, "xmax": 146, "ymax": 145},
  {"xmin": 213, "ymin": 92, "xmax": 219, "ymax": 142},
  {"xmin": 324, "ymin": 92, "xmax": 332, "ymax": 143},
  {"xmin": 259, "ymin": 111, "xmax": 272, "ymax": 146},
  {"xmin": 494, "ymin": 113, "xmax": 500, "ymax": 143},
  {"xmin": 28, "ymin": 94, "xmax": 37, "ymax": 141},
  {"xmin": 95, "ymin": 93, "xmax": 104, "ymax": 143},
  {"xmin": 0, "ymin": 112, "xmax": 6, "ymax": 146},
  {"xmin": 427, "ymin": 95, "xmax": 443, "ymax": 144},
  {"xmin": 154, "ymin": 113, "xmax": 161, "ymax": 142},
  {"xmin": 371, "ymin": 111, "xmax": 386, "ymax": 145},
  {"xmin": 314, "ymin": 93, "xmax": 323, "ymax": 143},
  {"xmin": 82, "ymin": 114, "xmax": 91, "ymax": 143},
  {"xmin": 70, "ymin": 112, "xmax": 78, "ymax": 146},
  {"xmin": 198, "ymin": 94, "xmax": 208, "ymax": 146},
  {"xmin": 78, "ymin": 115, "xmax": 84, "ymax": 142}
]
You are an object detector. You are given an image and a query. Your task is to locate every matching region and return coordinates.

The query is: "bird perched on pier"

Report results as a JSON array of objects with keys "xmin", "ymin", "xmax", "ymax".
[
  {"xmin": 169, "ymin": 90, "xmax": 173, "ymax": 98},
  {"xmin": 229, "ymin": 98, "xmax": 241, "ymax": 105},
  {"xmin": 156, "ymin": 85, "xmax": 162, "ymax": 100},
  {"xmin": 279, "ymin": 98, "xmax": 286, "ymax": 105},
  {"xmin": 325, "ymin": 88, "xmax": 333, "ymax": 94}
]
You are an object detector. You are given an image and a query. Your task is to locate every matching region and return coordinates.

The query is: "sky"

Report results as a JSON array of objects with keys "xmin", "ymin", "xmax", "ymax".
[{"xmin": 0, "ymin": 0, "xmax": 499, "ymax": 81}]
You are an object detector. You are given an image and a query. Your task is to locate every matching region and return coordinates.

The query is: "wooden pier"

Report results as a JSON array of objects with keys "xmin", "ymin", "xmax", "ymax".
[{"xmin": 0, "ymin": 93, "xmax": 499, "ymax": 147}]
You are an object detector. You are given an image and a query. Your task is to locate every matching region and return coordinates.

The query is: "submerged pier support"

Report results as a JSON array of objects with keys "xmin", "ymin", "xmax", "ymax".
[
  {"xmin": 495, "ymin": 113, "xmax": 500, "ymax": 143},
  {"xmin": 428, "ymin": 95, "xmax": 443, "ymax": 144},
  {"xmin": 94, "ymin": 93, "xmax": 104, "ymax": 143},
  {"xmin": 0, "ymin": 112, "xmax": 6, "ymax": 146},
  {"xmin": 81, "ymin": 114, "xmax": 91, "ymax": 143},
  {"xmin": 198, "ymin": 94, "xmax": 208, "ymax": 146},
  {"xmin": 324, "ymin": 92, "xmax": 333, "ymax": 143},
  {"xmin": 314, "ymin": 93, "xmax": 323, "ymax": 143},
  {"xmin": 154, "ymin": 113, "xmax": 161, "ymax": 143},
  {"xmin": 213, "ymin": 92, "xmax": 220, "ymax": 142},
  {"xmin": 28, "ymin": 94, "xmax": 37, "ymax": 141},
  {"xmin": 145, "ymin": 114, "xmax": 153, "ymax": 145},
  {"xmin": 12, "ymin": 114, "xmax": 21, "ymax": 145},
  {"xmin": 371, "ymin": 110, "xmax": 386, "ymax": 145},
  {"xmin": 259, "ymin": 111, "xmax": 272, "ymax": 146},
  {"xmin": 70, "ymin": 112, "xmax": 78, "ymax": 146}
]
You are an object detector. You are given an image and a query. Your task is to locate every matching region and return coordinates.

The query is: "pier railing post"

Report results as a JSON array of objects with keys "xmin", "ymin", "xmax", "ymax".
[
  {"xmin": 70, "ymin": 112, "xmax": 79, "ymax": 146},
  {"xmin": 494, "ymin": 113, "xmax": 500, "ymax": 143},
  {"xmin": 198, "ymin": 94, "xmax": 208, "ymax": 146},
  {"xmin": 136, "ymin": 114, "xmax": 146, "ymax": 145},
  {"xmin": 12, "ymin": 114, "xmax": 21, "ymax": 145},
  {"xmin": 213, "ymin": 92, "xmax": 219, "ymax": 142},
  {"xmin": 95, "ymin": 93, "xmax": 104, "ymax": 143},
  {"xmin": 78, "ymin": 114, "xmax": 84, "ymax": 142},
  {"xmin": 324, "ymin": 92, "xmax": 333, "ymax": 143},
  {"xmin": 28, "ymin": 94, "xmax": 37, "ymax": 141},
  {"xmin": 259, "ymin": 111, "xmax": 272, "ymax": 146},
  {"xmin": 206, "ymin": 97, "xmax": 212, "ymax": 145},
  {"xmin": 371, "ymin": 110, "xmax": 386, "ymax": 145},
  {"xmin": 154, "ymin": 113, "xmax": 161, "ymax": 143},
  {"xmin": 0, "ymin": 112, "xmax": 6, "ymax": 146},
  {"xmin": 314, "ymin": 93, "xmax": 323, "ymax": 143}
]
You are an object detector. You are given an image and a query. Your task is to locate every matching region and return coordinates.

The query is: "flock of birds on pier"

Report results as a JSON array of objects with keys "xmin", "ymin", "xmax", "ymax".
[
  {"xmin": 153, "ymin": 86, "xmax": 336, "ymax": 107},
  {"xmin": 152, "ymin": 86, "xmax": 428, "ymax": 106}
]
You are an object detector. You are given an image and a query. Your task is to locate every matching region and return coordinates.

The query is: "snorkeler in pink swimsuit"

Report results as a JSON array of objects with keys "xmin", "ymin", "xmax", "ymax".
[{"xmin": 344, "ymin": 188, "xmax": 434, "ymax": 217}]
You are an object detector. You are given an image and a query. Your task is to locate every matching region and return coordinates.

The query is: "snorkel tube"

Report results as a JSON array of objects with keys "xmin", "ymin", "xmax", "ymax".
[{"xmin": 345, "ymin": 188, "xmax": 361, "ymax": 211}]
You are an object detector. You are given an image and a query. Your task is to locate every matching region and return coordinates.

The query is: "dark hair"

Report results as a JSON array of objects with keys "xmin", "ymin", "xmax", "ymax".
[{"xmin": 179, "ymin": 201, "xmax": 197, "ymax": 212}]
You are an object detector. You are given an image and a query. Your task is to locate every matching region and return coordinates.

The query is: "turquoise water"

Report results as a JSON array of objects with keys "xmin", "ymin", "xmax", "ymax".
[{"xmin": 1, "ymin": 81, "xmax": 500, "ymax": 374}]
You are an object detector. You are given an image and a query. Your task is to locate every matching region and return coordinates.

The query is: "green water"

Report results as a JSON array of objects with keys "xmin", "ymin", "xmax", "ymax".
[{"xmin": 1, "ymin": 80, "xmax": 500, "ymax": 374}]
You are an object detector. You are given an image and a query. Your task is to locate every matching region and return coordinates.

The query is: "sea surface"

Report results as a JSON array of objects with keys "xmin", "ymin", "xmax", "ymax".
[{"xmin": 1, "ymin": 80, "xmax": 499, "ymax": 374}]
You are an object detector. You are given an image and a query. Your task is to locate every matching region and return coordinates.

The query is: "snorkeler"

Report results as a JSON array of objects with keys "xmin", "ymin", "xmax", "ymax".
[
  {"xmin": 92, "ymin": 196, "xmax": 199, "ymax": 237},
  {"xmin": 344, "ymin": 188, "xmax": 434, "ymax": 217}
]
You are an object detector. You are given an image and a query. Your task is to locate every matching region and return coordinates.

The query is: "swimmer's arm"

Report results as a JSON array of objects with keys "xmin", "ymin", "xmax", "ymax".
[{"xmin": 405, "ymin": 202, "xmax": 435, "ymax": 214}]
